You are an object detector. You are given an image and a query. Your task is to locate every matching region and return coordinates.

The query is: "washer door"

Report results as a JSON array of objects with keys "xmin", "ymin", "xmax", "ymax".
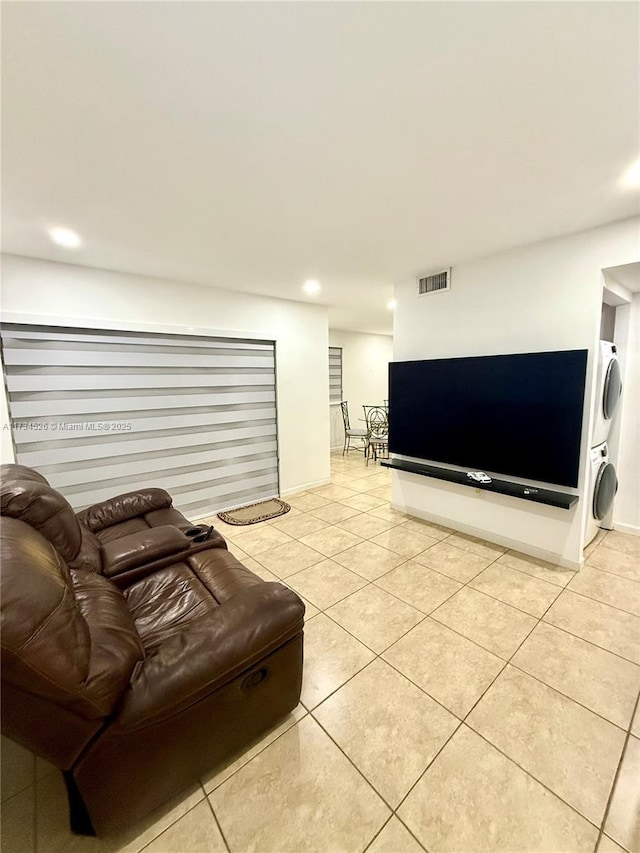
[
  {"xmin": 593, "ymin": 462, "xmax": 618, "ymax": 521},
  {"xmin": 603, "ymin": 358, "xmax": 622, "ymax": 420}
]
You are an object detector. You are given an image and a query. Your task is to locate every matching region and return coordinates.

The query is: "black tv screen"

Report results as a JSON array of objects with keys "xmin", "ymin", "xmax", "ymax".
[{"xmin": 388, "ymin": 350, "xmax": 588, "ymax": 488}]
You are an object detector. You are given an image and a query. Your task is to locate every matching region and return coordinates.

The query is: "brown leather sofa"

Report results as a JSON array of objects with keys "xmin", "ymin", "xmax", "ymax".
[{"xmin": 1, "ymin": 464, "xmax": 305, "ymax": 835}]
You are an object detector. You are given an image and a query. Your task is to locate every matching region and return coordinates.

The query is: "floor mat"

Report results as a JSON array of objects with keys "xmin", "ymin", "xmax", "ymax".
[{"xmin": 217, "ymin": 498, "xmax": 291, "ymax": 525}]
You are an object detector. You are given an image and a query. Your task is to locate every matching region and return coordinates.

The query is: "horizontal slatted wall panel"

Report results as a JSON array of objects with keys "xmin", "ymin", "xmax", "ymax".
[{"xmin": 1, "ymin": 324, "xmax": 279, "ymax": 516}]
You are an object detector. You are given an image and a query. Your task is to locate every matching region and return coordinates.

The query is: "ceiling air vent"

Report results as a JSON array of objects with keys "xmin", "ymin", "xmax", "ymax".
[{"xmin": 417, "ymin": 268, "xmax": 451, "ymax": 296}]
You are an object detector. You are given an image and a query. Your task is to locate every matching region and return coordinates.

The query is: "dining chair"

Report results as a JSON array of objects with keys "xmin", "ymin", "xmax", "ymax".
[
  {"xmin": 340, "ymin": 401, "xmax": 367, "ymax": 455},
  {"xmin": 362, "ymin": 405, "xmax": 389, "ymax": 465}
]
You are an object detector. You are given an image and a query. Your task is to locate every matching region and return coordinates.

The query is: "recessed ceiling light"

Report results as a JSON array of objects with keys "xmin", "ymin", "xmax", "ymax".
[
  {"xmin": 619, "ymin": 157, "xmax": 640, "ymax": 189},
  {"xmin": 387, "ymin": 299, "xmax": 397, "ymax": 310},
  {"xmin": 49, "ymin": 227, "xmax": 81, "ymax": 248},
  {"xmin": 303, "ymin": 279, "xmax": 321, "ymax": 295}
]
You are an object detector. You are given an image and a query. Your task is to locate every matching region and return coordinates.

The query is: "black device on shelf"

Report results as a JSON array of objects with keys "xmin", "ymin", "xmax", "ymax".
[
  {"xmin": 388, "ymin": 349, "xmax": 588, "ymax": 489},
  {"xmin": 381, "ymin": 458, "xmax": 578, "ymax": 509}
]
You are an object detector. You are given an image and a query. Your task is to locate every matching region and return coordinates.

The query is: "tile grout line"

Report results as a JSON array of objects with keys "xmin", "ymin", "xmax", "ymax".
[
  {"xmin": 280, "ymin": 519, "xmax": 496, "ymax": 613},
  {"xmin": 477, "ymin": 559, "xmax": 633, "ymax": 835},
  {"xmin": 308, "ymin": 711, "xmax": 401, "ymax": 816},
  {"xmin": 378, "ymin": 653, "xmax": 468, "ymax": 721},
  {"xmin": 593, "ymin": 688, "xmax": 640, "ymax": 853},
  {"xmin": 322, "ymin": 591, "xmax": 429, "ymax": 653},
  {"xmin": 504, "ymin": 657, "xmax": 637, "ymax": 734},
  {"xmin": 201, "ymin": 707, "xmax": 311, "ymax": 798},
  {"xmin": 361, "ymin": 814, "xmax": 397, "ymax": 853},
  {"xmin": 285, "ymin": 497, "xmax": 638, "ymax": 666},
  {"xmin": 321, "ymin": 475, "xmax": 638, "ymax": 830},
  {"xmin": 42, "ymin": 468, "xmax": 630, "ymax": 852},
  {"xmin": 303, "ymin": 600, "xmax": 461, "ymax": 853},
  {"xmin": 381, "ymin": 718, "xmax": 465, "ymax": 833},
  {"xmin": 402, "ymin": 600, "xmax": 640, "ymax": 732},
  {"xmin": 276, "ymin": 475, "xmax": 635, "ymax": 778},
  {"xmin": 382, "ymin": 584, "xmax": 612, "ymax": 840},
  {"xmin": 311, "ymin": 459, "xmax": 638, "ymax": 840},
  {"xmin": 407, "ymin": 567, "xmax": 639, "ymax": 732},
  {"xmin": 535, "ymin": 617, "xmax": 640, "ymax": 667},
  {"xmin": 308, "ymin": 604, "xmax": 467, "ymax": 723},
  {"xmin": 204, "ymin": 791, "xmax": 233, "ymax": 853},
  {"xmin": 303, "ymin": 589, "xmax": 464, "ymax": 722},
  {"xmin": 363, "ymin": 813, "xmax": 431, "ymax": 853},
  {"xmin": 467, "ymin": 725, "xmax": 606, "ymax": 836},
  {"xmin": 0, "ymin": 778, "xmax": 37, "ymax": 808},
  {"xmin": 582, "ymin": 560, "xmax": 640, "ymax": 586},
  {"xmin": 388, "ymin": 576, "xmax": 604, "ymax": 835},
  {"xmin": 293, "ymin": 517, "xmax": 513, "ymax": 843},
  {"xmin": 291, "ymin": 510, "xmax": 560, "ymax": 718},
  {"xmin": 563, "ymin": 579, "xmax": 640, "ymax": 620},
  {"xmin": 134, "ymin": 794, "xmax": 207, "ymax": 853}
]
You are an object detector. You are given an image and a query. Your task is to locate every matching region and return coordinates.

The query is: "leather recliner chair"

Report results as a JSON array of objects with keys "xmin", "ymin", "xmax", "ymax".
[{"xmin": 0, "ymin": 464, "xmax": 305, "ymax": 835}]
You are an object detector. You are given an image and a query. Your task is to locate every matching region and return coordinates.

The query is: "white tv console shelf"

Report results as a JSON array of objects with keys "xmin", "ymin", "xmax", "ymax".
[{"xmin": 381, "ymin": 459, "xmax": 578, "ymax": 510}]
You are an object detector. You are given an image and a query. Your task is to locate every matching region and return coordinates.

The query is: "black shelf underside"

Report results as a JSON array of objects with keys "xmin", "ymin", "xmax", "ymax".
[{"xmin": 381, "ymin": 459, "xmax": 578, "ymax": 510}]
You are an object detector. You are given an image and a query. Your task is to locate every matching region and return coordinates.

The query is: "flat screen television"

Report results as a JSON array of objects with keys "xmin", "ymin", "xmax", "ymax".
[{"xmin": 388, "ymin": 349, "xmax": 588, "ymax": 488}]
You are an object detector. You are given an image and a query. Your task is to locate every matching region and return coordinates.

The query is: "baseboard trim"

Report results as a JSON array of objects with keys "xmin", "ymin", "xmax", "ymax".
[
  {"xmin": 392, "ymin": 501, "xmax": 583, "ymax": 571},
  {"xmin": 281, "ymin": 476, "xmax": 331, "ymax": 496},
  {"xmin": 612, "ymin": 522, "xmax": 640, "ymax": 536}
]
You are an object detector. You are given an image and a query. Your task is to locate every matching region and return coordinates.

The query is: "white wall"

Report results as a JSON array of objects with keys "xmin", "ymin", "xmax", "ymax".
[
  {"xmin": 393, "ymin": 217, "xmax": 639, "ymax": 568},
  {"xmin": 328, "ymin": 330, "xmax": 393, "ymax": 450},
  {"xmin": 0, "ymin": 254, "xmax": 331, "ymax": 496},
  {"xmin": 0, "ymin": 384, "xmax": 15, "ymax": 464}
]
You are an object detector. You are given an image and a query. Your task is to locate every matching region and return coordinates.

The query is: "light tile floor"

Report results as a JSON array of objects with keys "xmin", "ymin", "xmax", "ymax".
[{"xmin": 2, "ymin": 452, "xmax": 640, "ymax": 853}]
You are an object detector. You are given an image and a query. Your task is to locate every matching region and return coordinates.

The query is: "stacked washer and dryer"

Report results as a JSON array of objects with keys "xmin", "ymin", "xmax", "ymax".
[{"xmin": 585, "ymin": 341, "xmax": 622, "ymax": 546}]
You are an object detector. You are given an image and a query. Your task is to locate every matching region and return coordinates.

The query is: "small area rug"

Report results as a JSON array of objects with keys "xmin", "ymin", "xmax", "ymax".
[{"xmin": 217, "ymin": 498, "xmax": 291, "ymax": 526}]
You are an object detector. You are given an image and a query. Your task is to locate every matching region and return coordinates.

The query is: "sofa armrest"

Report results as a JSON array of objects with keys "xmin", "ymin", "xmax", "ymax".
[
  {"xmin": 101, "ymin": 526, "xmax": 192, "ymax": 577},
  {"xmin": 116, "ymin": 583, "xmax": 305, "ymax": 730},
  {"xmin": 80, "ymin": 489, "xmax": 173, "ymax": 532}
]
